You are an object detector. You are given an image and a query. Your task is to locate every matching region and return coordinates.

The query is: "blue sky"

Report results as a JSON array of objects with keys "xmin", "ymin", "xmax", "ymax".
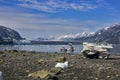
[{"xmin": 0, "ymin": 0, "xmax": 120, "ymax": 39}]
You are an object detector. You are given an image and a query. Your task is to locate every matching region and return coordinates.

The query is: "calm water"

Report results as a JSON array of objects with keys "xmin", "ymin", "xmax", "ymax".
[
  {"xmin": 0, "ymin": 44, "xmax": 119, "ymax": 54},
  {"xmin": 0, "ymin": 45, "xmax": 83, "ymax": 54}
]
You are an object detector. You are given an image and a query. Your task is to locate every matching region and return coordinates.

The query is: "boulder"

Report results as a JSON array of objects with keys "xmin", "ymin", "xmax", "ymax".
[
  {"xmin": 28, "ymin": 70, "xmax": 55, "ymax": 79},
  {"xmin": 50, "ymin": 67, "xmax": 63, "ymax": 75},
  {"xmin": 56, "ymin": 57, "xmax": 66, "ymax": 63}
]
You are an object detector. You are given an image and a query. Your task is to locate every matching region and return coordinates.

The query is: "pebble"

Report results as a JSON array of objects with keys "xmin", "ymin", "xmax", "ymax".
[
  {"xmin": 116, "ymin": 74, "xmax": 119, "ymax": 77},
  {"xmin": 107, "ymin": 67, "xmax": 112, "ymax": 69},
  {"xmin": 0, "ymin": 59, "xmax": 4, "ymax": 63},
  {"xmin": 0, "ymin": 51, "xmax": 120, "ymax": 80},
  {"xmin": 26, "ymin": 70, "xmax": 30, "ymax": 73},
  {"xmin": 107, "ymin": 76, "xmax": 110, "ymax": 78},
  {"xmin": 94, "ymin": 77, "xmax": 99, "ymax": 80}
]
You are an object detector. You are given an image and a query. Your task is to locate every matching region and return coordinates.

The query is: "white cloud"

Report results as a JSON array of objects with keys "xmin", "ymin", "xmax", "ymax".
[
  {"xmin": 1, "ymin": 0, "xmax": 117, "ymax": 39},
  {"xmin": 17, "ymin": 0, "xmax": 98, "ymax": 12},
  {"xmin": 0, "ymin": 6, "xmax": 93, "ymax": 30},
  {"xmin": 0, "ymin": 6, "xmax": 99, "ymax": 39}
]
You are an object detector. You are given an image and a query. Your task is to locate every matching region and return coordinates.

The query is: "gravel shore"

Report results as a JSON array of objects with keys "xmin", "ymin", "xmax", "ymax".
[{"xmin": 0, "ymin": 50, "xmax": 120, "ymax": 80}]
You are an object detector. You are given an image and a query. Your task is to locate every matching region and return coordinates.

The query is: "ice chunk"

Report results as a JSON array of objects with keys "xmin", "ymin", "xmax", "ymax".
[{"xmin": 55, "ymin": 61, "xmax": 68, "ymax": 69}]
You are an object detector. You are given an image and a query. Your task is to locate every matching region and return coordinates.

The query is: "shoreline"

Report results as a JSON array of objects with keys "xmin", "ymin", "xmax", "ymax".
[{"xmin": 0, "ymin": 50, "xmax": 120, "ymax": 80}]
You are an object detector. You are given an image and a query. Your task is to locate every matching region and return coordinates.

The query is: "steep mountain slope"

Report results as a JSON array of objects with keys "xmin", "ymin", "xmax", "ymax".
[
  {"xmin": 0, "ymin": 26, "xmax": 22, "ymax": 40},
  {"xmin": 0, "ymin": 25, "xmax": 23, "ymax": 44},
  {"xmin": 93, "ymin": 24, "xmax": 120, "ymax": 44}
]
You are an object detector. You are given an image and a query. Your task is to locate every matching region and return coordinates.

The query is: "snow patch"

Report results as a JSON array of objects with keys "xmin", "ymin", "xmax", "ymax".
[
  {"xmin": 98, "ymin": 32, "xmax": 101, "ymax": 35},
  {"xmin": 53, "ymin": 32, "xmax": 95, "ymax": 41},
  {"xmin": 104, "ymin": 27, "xmax": 109, "ymax": 30}
]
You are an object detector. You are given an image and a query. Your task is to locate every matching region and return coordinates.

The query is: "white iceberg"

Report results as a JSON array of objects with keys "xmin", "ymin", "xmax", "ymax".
[
  {"xmin": 81, "ymin": 42, "xmax": 113, "ymax": 59},
  {"xmin": 55, "ymin": 61, "xmax": 68, "ymax": 69}
]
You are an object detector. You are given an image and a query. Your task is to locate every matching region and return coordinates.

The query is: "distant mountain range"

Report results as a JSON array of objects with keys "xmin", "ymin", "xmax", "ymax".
[
  {"xmin": 0, "ymin": 25, "xmax": 22, "ymax": 44},
  {"xmin": 36, "ymin": 23, "xmax": 120, "ymax": 44},
  {"xmin": 1, "ymin": 23, "xmax": 119, "ymax": 44},
  {"xmin": 53, "ymin": 32, "xmax": 95, "ymax": 41}
]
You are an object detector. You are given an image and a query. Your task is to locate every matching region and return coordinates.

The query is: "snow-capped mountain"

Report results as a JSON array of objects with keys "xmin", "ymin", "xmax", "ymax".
[
  {"xmin": 0, "ymin": 25, "xmax": 22, "ymax": 44},
  {"xmin": 54, "ymin": 23, "xmax": 120, "ymax": 44},
  {"xmin": 93, "ymin": 24, "xmax": 120, "ymax": 44},
  {"xmin": 53, "ymin": 32, "xmax": 95, "ymax": 41},
  {"xmin": 0, "ymin": 25, "xmax": 22, "ymax": 40},
  {"xmin": 34, "ymin": 23, "xmax": 120, "ymax": 44}
]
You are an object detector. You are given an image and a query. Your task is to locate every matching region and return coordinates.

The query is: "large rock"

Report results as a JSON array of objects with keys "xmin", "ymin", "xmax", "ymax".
[
  {"xmin": 56, "ymin": 57, "xmax": 67, "ymax": 63},
  {"xmin": 28, "ymin": 68, "xmax": 63, "ymax": 79},
  {"xmin": 50, "ymin": 67, "xmax": 63, "ymax": 75},
  {"xmin": 28, "ymin": 70, "xmax": 55, "ymax": 79}
]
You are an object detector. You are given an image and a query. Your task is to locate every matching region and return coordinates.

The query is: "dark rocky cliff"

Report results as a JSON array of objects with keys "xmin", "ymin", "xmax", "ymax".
[{"xmin": 0, "ymin": 25, "xmax": 22, "ymax": 44}]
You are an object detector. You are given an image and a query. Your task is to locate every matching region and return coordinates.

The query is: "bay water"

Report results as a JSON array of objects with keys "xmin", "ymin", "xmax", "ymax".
[
  {"xmin": 0, "ymin": 45, "xmax": 83, "ymax": 54},
  {"xmin": 0, "ymin": 44, "xmax": 119, "ymax": 54}
]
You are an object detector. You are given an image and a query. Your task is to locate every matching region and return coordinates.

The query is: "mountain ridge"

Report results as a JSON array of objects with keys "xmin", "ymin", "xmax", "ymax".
[
  {"xmin": 0, "ymin": 25, "xmax": 22, "ymax": 44},
  {"xmin": 36, "ymin": 23, "xmax": 120, "ymax": 44}
]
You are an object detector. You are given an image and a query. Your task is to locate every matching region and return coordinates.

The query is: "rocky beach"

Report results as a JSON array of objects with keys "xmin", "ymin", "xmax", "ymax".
[{"xmin": 0, "ymin": 50, "xmax": 120, "ymax": 80}]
